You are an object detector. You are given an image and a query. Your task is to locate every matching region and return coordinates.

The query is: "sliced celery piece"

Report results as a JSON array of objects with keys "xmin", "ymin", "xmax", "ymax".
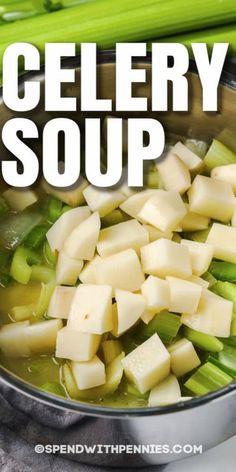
[
  {"xmin": 11, "ymin": 303, "xmax": 35, "ymax": 321},
  {"xmin": 47, "ymin": 197, "xmax": 63, "ymax": 223},
  {"xmin": 141, "ymin": 311, "xmax": 181, "ymax": 344},
  {"xmin": 183, "ymin": 327, "xmax": 223, "ymax": 353},
  {"xmin": 204, "ymin": 139, "xmax": 236, "ymax": 170},
  {"xmin": 24, "ymin": 224, "xmax": 49, "ymax": 250},
  {"xmin": 201, "ymin": 271, "xmax": 217, "ymax": 288},
  {"xmin": 185, "ymin": 362, "xmax": 232, "ymax": 395},
  {"xmin": 209, "ymin": 261, "xmax": 236, "ymax": 283},
  {"xmin": 211, "ymin": 281, "xmax": 236, "ymax": 311},
  {"xmin": 34, "ymin": 279, "xmax": 56, "ymax": 317},
  {"xmin": 31, "ymin": 265, "xmax": 55, "ymax": 283},
  {"xmin": 184, "ymin": 139, "xmax": 208, "ymax": 158},
  {"xmin": 10, "ymin": 247, "xmax": 41, "ymax": 284},
  {"xmin": 230, "ymin": 313, "xmax": 236, "ymax": 336},
  {"xmin": 186, "ymin": 228, "xmax": 210, "ymax": 243},
  {"xmin": 43, "ymin": 241, "xmax": 58, "ymax": 267},
  {"xmin": 0, "ymin": 208, "xmax": 42, "ymax": 250},
  {"xmin": 101, "ymin": 209, "xmax": 130, "ymax": 228},
  {"xmin": 208, "ymin": 344, "xmax": 236, "ymax": 378}
]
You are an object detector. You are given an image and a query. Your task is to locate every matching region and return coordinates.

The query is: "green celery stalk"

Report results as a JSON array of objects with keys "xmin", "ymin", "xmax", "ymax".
[
  {"xmin": 10, "ymin": 247, "xmax": 41, "ymax": 284},
  {"xmin": 30, "ymin": 265, "xmax": 55, "ymax": 283},
  {"xmin": 185, "ymin": 362, "xmax": 233, "ymax": 395},
  {"xmin": 0, "ymin": 208, "xmax": 42, "ymax": 250},
  {"xmin": 211, "ymin": 281, "xmax": 236, "ymax": 311},
  {"xmin": 47, "ymin": 197, "xmax": 63, "ymax": 223},
  {"xmin": 183, "ymin": 327, "xmax": 223, "ymax": 353},
  {"xmin": 24, "ymin": 224, "xmax": 49, "ymax": 250},
  {"xmin": 230, "ymin": 313, "xmax": 236, "ymax": 336},
  {"xmin": 141, "ymin": 310, "xmax": 181, "ymax": 344},
  {"xmin": 101, "ymin": 209, "xmax": 130, "ymax": 228},
  {"xmin": 209, "ymin": 261, "xmax": 236, "ymax": 283},
  {"xmin": 43, "ymin": 241, "xmax": 58, "ymax": 267},
  {"xmin": 185, "ymin": 228, "xmax": 210, "ymax": 243},
  {"xmin": 208, "ymin": 344, "xmax": 236, "ymax": 378},
  {"xmin": 34, "ymin": 279, "xmax": 55, "ymax": 317},
  {"xmin": 201, "ymin": 271, "xmax": 217, "ymax": 288},
  {"xmin": 11, "ymin": 303, "xmax": 35, "ymax": 321},
  {"xmin": 203, "ymin": 140, "xmax": 236, "ymax": 170}
]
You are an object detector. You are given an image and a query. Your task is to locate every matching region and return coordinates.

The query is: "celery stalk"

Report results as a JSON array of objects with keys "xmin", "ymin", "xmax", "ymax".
[
  {"xmin": 230, "ymin": 313, "xmax": 236, "ymax": 336},
  {"xmin": 211, "ymin": 281, "xmax": 236, "ymax": 311},
  {"xmin": 201, "ymin": 271, "xmax": 217, "ymax": 288},
  {"xmin": 11, "ymin": 303, "xmax": 35, "ymax": 321},
  {"xmin": 30, "ymin": 265, "xmax": 55, "ymax": 283},
  {"xmin": 141, "ymin": 311, "xmax": 181, "ymax": 343},
  {"xmin": 203, "ymin": 140, "xmax": 236, "ymax": 170},
  {"xmin": 43, "ymin": 241, "xmax": 58, "ymax": 267},
  {"xmin": 185, "ymin": 228, "xmax": 210, "ymax": 243},
  {"xmin": 208, "ymin": 344, "xmax": 236, "ymax": 378},
  {"xmin": 183, "ymin": 327, "xmax": 223, "ymax": 353},
  {"xmin": 10, "ymin": 247, "xmax": 41, "ymax": 284},
  {"xmin": 35, "ymin": 279, "xmax": 55, "ymax": 317},
  {"xmin": 101, "ymin": 209, "xmax": 130, "ymax": 228},
  {"xmin": 209, "ymin": 261, "xmax": 236, "ymax": 283},
  {"xmin": 185, "ymin": 362, "xmax": 232, "ymax": 395}
]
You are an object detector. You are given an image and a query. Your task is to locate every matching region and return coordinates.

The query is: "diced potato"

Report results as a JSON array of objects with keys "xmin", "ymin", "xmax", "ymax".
[
  {"xmin": 56, "ymin": 251, "xmax": 83, "ymax": 285},
  {"xmin": 63, "ymin": 212, "xmax": 100, "ymax": 261},
  {"xmin": 46, "ymin": 206, "xmax": 91, "ymax": 252},
  {"xmin": 140, "ymin": 238, "xmax": 192, "ymax": 279},
  {"xmin": 231, "ymin": 207, "xmax": 236, "ymax": 227},
  {"xmin": 168, "ymin": 338, "xmax": 201, "ymax": 377},
  {"xmin": 83, "ymin": 185, "xmax": 125, "ymax": 217},
  {"xmin": 122, "ymin": 333, "xmax": 170, "ymax": 394},
  {"xmin": 68, "ymin": 284, "xmax": 113, "ymax": 334},
  {"xmin": 211, "ymin": 163, "xmax": 236, "ymax": 193},
  {"xmin": 181, "ymin": 239, "xmax": 214, "ymax": 276},
  {"xmin": 187, "ymin": 275, "xmax": 209, "ymax": 289},
  {"xmin": 119, "ymin": 189, "xmax": 158, "ymax": 220},
  {"xmin": 97, "ymin": 219, "xmax": 149, "ymax": 257},
  {"xmin": 71, "ymin": 355, "xmax": 106, "ymax": 390},
  {"xmin": 56, "ymin": 328, "xmax": 101, "ymax": 361},
  {"xmin": 141, "ymin": 310, "xmax": 157, "ymax": 324},
  {"xmin": 172, "ymin": 142, "xmax": 204, "ymax": 171},
  {"xmin": 141, "ymin": 276, "xmax": 170, "ymax": 313},
  {"xmin": 3, "ymin": 188, "xmax": 38, "ymax": 211},
  {"xmin": 188, "ymin": 175, "xmax": 235, "ymax": 223},
  {"xmin": 93, "ymin": 248, "xmax": 145, "ymax": 292},
  {"xmin": 138, "ymin": 190, "xmax": 186, "ymax": 232},
  {"xmin": 166, "ymin": 276, "xmax": 202, "ymax": 314},
  {"xmin": 102, "ymin": 340, "xmax": 123, "ymax": 364},
  {"xmin": 143, "ymin": 224, "xmax": 173, "ymax": 242},
  {"xmin": 112, "ymin": 290, "xmax": 146, "ymax": 336},
  {"xmin": 0, "ymin": 321, "xmax": 30, "ymax": 357},
  {"xmin": 180, "ymin": 204, "xmax": 210, "ymax": 232},
  {"xmin": 42, "ymin": 176, "xmax": 88, "ymax": 206},
  {"xmin": 47, "ymin": 286, "xmax": 76, "ymax": 319},
  {"xmin": 206, "ymin": 223, "xmax": 236, "ymax": 263},
  {"xmin": 156, "ymin": 150, "xmax": 191, "ymax": 194},
  {"xmin": 79, "ymin": 255, "xmax": 101, "ymax": 284},
  {"xmin": 26, "ymin": 319, "xmax": 63, "ymax": 354},
  {"xmin": 148, "ymin": 374, "xmax": 181, "ymax": 406},
  {"xmin": 181, "ymin": 289, "xmax": 233, "ymax": 337}
]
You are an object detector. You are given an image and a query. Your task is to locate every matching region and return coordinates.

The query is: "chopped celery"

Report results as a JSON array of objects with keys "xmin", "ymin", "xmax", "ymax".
[
  {"xmin": 186, "ymin": 228, "xmax": 210, "ymax": 243},
  {"xmin": 24, "ymin": 224, "xmax": 49, "ymax": 250},
  {"xmin": 11, "ymin": 303, "xmax": 35, "ymax": 321},
  {"xmin": 30, "ymin": 265, "xmax": 55, "ymax": 283},
  {"xmin": 34, "ymin": 279, "xmax": 56, "ymax": 317},
  {"xmin": 209, "ymin": 261, "xmax": 236, "ymax": 283},
  {"xmin": 144, "ymin": 168, "xmax": 162, "ymax": 189},
  {"xmin": 230, "ymin": 313, "xmax": 236, "ymax": 336},
  {"xmin": 101, "ymin": 209, "xmax": 130, "ymax": 228},
  {"xmin": 183, "ymin": 326, "xmax": 223, "ymax": 353},
  {"xmin": 43, "ymin": 241, "xmax": 58, "ymax": 267},
  {"xmin": 211, "ymin": 281, "xmax": 236, "ymax": 311},
  {"xmin": 204, "ymin": 139, "xmax": 236, "ymax": 170},
  {"xmin": 0, "ymin": 208, "xmax": 42, "ymax": 250},
  {"xmin": 125, "ymin": 382, "xmax": 149, "ymax": 399},
  {"xmin": 172, "ymin": 233, "xmax": 182, "ymax": 243},
  {"xmin": 201, "ymin": 271, "xmax": 217, "ymax": 287},
  {"xmin": 185, "ymin": 362, "xmax": 232, "ymax": 395},
  {"xmin": 184, "ymin": 139, "xmax": 208, "ymax": 158},
  {"xmin": 10, "ymin": 247, "xmax": 41, "ymax": 285},
  {"xmin": 208, "ymin": 344, "xmax": 236, "ymax": 378},
  {"xmin": 47, "ymin": 197, "xmax": 63, "ymax": 223},
  {"xmin": 141, "ymin": 311, "xmax": 181, "ymax": 344},
  {"xmin": 40, "ymin": 381, "xmax": 65, "ymax": 396}
]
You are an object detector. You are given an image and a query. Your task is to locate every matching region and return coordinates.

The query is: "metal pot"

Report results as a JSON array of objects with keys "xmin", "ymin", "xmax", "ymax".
[{"xmin": 0, "ymin": 52, "xmax": 236, "ymax": 467}]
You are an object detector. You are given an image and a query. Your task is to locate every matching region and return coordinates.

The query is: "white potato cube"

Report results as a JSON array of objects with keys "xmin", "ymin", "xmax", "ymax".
[
  {"xmin": 97, "ymin": 219, "xmax": 149, "ymax": 257},
  {"xmin": 68, "ymin": 284, "xmax": 113, "ymax": 334},
  {"xmin": 141, "ymin": 276, "xmax": 170, "ymax": 313},
  {"xmin": 181, "ymin": 289, "xmax": 233, "ymax": 337},
  {"xmin": 143, "ymin": 224, "xmax": 173, "ymax": 242},
  {"xmin": 83, "ymin": 185, "xmax": 125, "ymax": 217},
  {"xmin": 56, "ymin": 251, "xmax": 83, "ymax": 285},
  {"xmin": 94, "ymin": 248, "xmax": 145, "ymax": 292},
  {"xmin": 187, "ymin": 275, "xmax": 209, "ymax": 289},
  {"xmin": 46, "ymin": 206, "xmax": 91, "ymax": 252},
  {"xmin": 168, "ymin": 338, "xmax": 201, "ymax": 377},
  {"xmin": 211, "ymin": 163, "xmax": 236, "ymax": 193},
  {"xmin": 63, "ymin": 212, "xmax": 100, "ymax": 261},
  {"xmin": 173, "ymin": 142, "xmax": 203, "ymax": 171},
  {"xmin": 47, "ymin": 286, "xmax": 76, "ymax": 319},
  {"xmin": 56, "ymin": 328, "xmax": 101, "ymax": 361},
  {"xmin": 112, "ymin": 290, "xmax": 146, "ymax": 336},
  {"xmin": 138, "ymin": 190, "xmax": 186, "ymax": 232},
  {"xmin": 231, "ymin": 207, "xmax": 236, "ymax": 227},
  {"xmin": 181, "ymin": 239, "xmax": 214, "ymax": 276},
  {"xmin": 188, "ymin": 175, "xmax": 235, "ymax": 223},
  {"xmin": 71, "ymin": 355, "xmax": 106, "ymax": 390},
  {"xmin": 26, "ymin": 319, "xmax": 63, "ymax": 354},
  {"xmin": 122, "ymin": 333, "xmax": 170, "ymax": 394},
  {"xmin": 42, "ymin": 176, "xmax": 88, "ymax": 206},
  {"xmin": 79, "ymin": 255, "xmax": 101, "ymax": 284},
  {"xmin": 166, "ymin": 276, "xmax": 202, "ymax": 314},
  {"xmin": 156, "ymin": 151, "xmax": 191, "ymax": 194},
  {"xmin": 0, "ymin": 321, "xmax": 30, "ymax": 357},
  {"xmin": 141, "ymin": 238, "xmax": 192, "ymax": 279},
  {"xmin": 102, "ymin": 340, "xmax": 122, "ymax": 364},
  {"xmin": 119, "ymin": 189, "xmax": 159, "ymax": 220},
  {"xmin": 180, "ymin": 204, "xmax": 210, "ymax": 232},
  {"xmin": 148, "ymin": 374, "xmax": 181, "ymax": 406},
  {"xmin": 206, "ymin": 223, "xmax": 236, "ymax": 263},
  {"xmin": 3, "ymin": 188, "xmax": 38, "ymax": 211}
]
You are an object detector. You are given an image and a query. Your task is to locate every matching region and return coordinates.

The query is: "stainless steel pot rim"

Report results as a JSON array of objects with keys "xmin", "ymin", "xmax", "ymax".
[{"xmin": 0, "ymin": 49, "xmax": 236, "ymax": 417}]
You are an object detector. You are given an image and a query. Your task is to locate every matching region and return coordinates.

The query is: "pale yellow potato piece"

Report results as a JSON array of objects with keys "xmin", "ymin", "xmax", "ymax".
[
  {"xmin": 47, "ymin": 286, "xmax": 76, "ymax": 319},
  {"xmin": 83, "ymin": 185, "xmax": 125, "ymax": 217},
  {"xmin": 63, "ymin": 212, "xmax": 100, "ymax": 261},
  {"xmin": 0, "ymin": 321, "xmax": 30, "ymax": 357},
  {"xmin": 140, "ymin": 238, "xmax": 192, "ymax": 279},
  {"xmin": 42, "ymin": 176, "xmax": 88, "ymax": 206},
  {"xmin": 141, "ymin": 310, "xmax": 157, "ymax": 324},
  {"xmin": 79, "ymin": 255, "xmax": 101, "ymax": 284},
  {"xmin": 68, "ymin": 284, "xmax": 113, "ymax": 334},
  {"xmin": 138, "ymin": 190, "xmax": 186, "ymax": 232},
  {"xmin": 56, "ymin": 251, "xmax": 83, "ymax": 285},
  {"xmin": 119, "ymin": 189, "xmax": 159, "ymax": 220},
  {"xmin": 102, "ymin": 340, "xmax": 123, "ymax": 364},
  {"xmin": 168, "ymin": 338, "xmax": 201, "ymax": 377},
  {"xmin": 112, "ymin": 290, "xmax": 146, "ymax": 336},
  {"xmin": 206, "ymin": 223, "xmax": 236, "ymax": 263},
  {"xmin": 188, "ymin": 175, "xmax": 235, "ymax": 223},
  {"xmin": 46, "ymin": 206, "xmax": 91, "ymax": 252},
  {"xmin": 56, "ymin": 328, "xmax": 101, "ymax": 362},
  {"xmin": 122, "ymin": 333, "xmax": 170, "ymax": 394},
  {"xmin": 180, "ymin": 204, "xmax": 210, "ymax": 232},
  {"xmin": 211, "ymin": 163, "xmax": 236, "ymax": 193},
  {"xmin": 166, "ymin": 276, "xmax": 202, "ymax": 314},
  {"xmin": 71, "ymin": 355, "xmax": 106, "ymax": 390},
  {"xmin": 97, "ymin": 219, "xmax": 149, "ymax": 257},
  {"xmin": 148, "ymin": 374, "xmax": 181, "ymax": 407},
  {"xmin": 173, "ymin": 142, "xmax": 203, "ymax": 171},
  {"xmin": 187, "ymin": 275, "xmax": 209, "ymax": 289},
  {"xmin": 143, "ymin": 224, "xmax": 173, "ymax": 242},
  {"xmin": 231, "ymin": 206, "xmax": 236, "ymax": 227},
  {"xmin": 3, "ymin": 188, "xmax": 38, "ymax": 211},
  {"xmin": 181, "ymin": 239, "xmax": 214, "ymax": 276},
  {"xmin": 181, "ymin": 289, "xmax": 233, "ymax": 337},
  {"xmin": 26, "ymin": 319, "xmax": 63, "ymax": 354},
  {"xmin": 141, "ymin": 276, "xmax": 170, "ymax": 313},
  {"xmin": 94, "ymin": 248, "xmax": 145, "ymax": 293},
  {"xmin": 156, "ymin": 151, "xmax": 191, "ymax": 194}
]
